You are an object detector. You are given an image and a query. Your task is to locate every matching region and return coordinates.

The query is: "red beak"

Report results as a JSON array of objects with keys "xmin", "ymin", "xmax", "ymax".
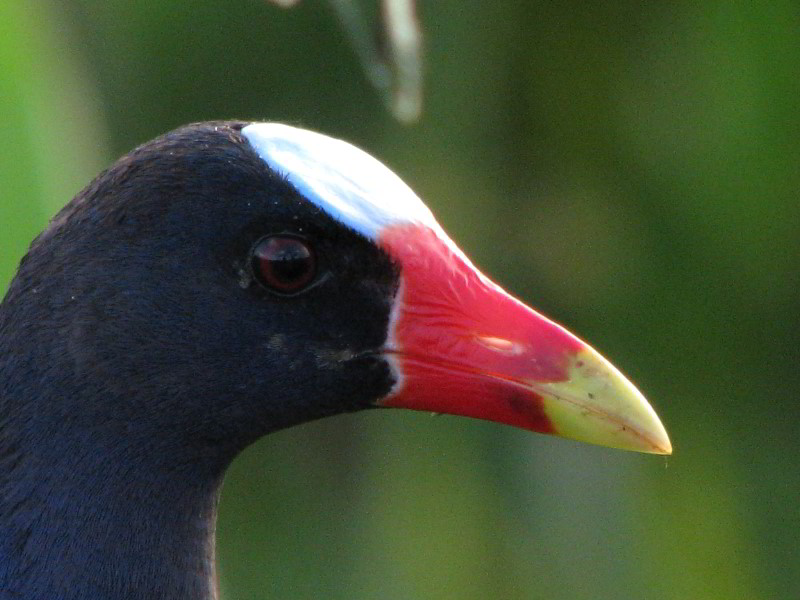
[{"xmin": 377, "ymin": 224, "xmax": 671, "ymax": 455}]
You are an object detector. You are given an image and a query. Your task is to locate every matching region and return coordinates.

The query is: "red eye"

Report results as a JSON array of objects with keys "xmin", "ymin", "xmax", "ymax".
[{"xmin": 251, "ymin": 235, "xmax": 317, "ymax": 295}]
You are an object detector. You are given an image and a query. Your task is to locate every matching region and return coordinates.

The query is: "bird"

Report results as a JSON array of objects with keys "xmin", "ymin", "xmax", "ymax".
[{"xmin": 0, "ymin": 121, "xmax": 671, "ymax": 599}]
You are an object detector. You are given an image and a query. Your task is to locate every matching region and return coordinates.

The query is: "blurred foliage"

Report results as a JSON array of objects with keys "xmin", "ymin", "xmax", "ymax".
[{"xmin": 2, "ymin": 1, "xmax": 798, "ymax": 599}]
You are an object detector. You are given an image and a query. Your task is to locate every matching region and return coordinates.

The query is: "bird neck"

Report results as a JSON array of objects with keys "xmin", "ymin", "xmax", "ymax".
[
  {"xmin": 0, "ymin": 279, "xmax": 241, "ymax": 600},
  {"xmin": 0, "ymin": 384, "xmax": 229, "ymax": 600},
  {"xmin": 0, "ymin": 422, "xmax": 226, "ymax": 600}
]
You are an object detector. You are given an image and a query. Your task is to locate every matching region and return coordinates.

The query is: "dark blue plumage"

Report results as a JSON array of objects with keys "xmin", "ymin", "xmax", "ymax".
[{"xmin": 0, "ymin": 122, "xmax": 397, "ymax": 599}]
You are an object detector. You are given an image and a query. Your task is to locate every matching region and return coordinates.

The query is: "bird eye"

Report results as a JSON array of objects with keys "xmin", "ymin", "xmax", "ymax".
[{"xmin": 251, "ymin": 235, "xmax": 317, "ymax": 295}]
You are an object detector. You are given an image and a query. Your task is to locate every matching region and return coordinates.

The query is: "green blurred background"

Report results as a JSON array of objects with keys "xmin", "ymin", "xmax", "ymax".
[{"xmin": 2, "ymin": 1, "xmax": 798, "ymax": 598}]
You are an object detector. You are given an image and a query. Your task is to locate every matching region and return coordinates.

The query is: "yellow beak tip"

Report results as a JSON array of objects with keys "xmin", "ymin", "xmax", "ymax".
[{"xmin": 539, "ymin": 347, "xmax": 672, "ymax": 456}]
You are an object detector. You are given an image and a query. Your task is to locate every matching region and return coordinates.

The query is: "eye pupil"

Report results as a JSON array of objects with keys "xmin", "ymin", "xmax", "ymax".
[{"xmin": 252, "ymin": 236, "xmax": 316, "ymax": 294}]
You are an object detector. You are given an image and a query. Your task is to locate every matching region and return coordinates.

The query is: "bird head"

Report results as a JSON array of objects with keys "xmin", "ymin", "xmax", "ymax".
[{"xmin": 7, "ymin": 121, "xmax": 670, "ymax": 458}]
